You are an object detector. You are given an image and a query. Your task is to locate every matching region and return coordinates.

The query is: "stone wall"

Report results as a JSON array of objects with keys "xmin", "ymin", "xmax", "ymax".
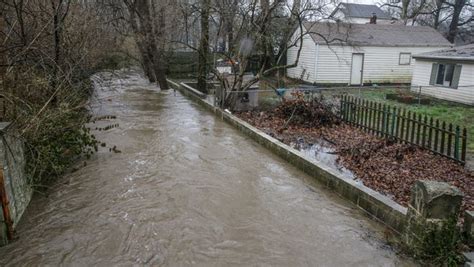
[
  {"xmin": 170, "ymin": 79, "xmax": 474, "ymax": 262},
  {"xmin": 169, "ymin": 80, "xmax": 408, "ymax": 233},
  {"xmin": 0, "ymin": 122, "xmax": 32, "ymax": 246}
]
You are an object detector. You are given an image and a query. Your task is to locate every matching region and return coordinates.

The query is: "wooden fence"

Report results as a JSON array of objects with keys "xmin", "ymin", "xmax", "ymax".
[{"xmin": 340, "ymin": 95, "xmax": 467, "ymax": 164}]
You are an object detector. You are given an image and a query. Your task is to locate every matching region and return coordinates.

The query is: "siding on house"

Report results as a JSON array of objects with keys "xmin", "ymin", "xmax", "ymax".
[
  {"xmin": 345, "ymin": 17, "xmax": 393, "ymax": 24},
  {"xmin": 286, "ymin": 23, "xmax": 451, "ymax": 85},
  {"xmin": 287, "ymin": 40, "xmax": 449, "ymax": 84},
  {"xmin": 411, "ymin": 59, "xmax": 474, "ymax": 105},
  {"xmin": 287, "ymin": 27, "xmax": 317, "ymax": 82}
]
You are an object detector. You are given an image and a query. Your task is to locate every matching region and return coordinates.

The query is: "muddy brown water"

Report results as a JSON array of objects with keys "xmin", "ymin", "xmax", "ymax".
[{"xmin": 0, "ymin": 70, "xmax": 415, "ymax": 266}]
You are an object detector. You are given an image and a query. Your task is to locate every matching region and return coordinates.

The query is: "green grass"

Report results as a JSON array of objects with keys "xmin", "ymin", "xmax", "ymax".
[{"xmin": 343, "ymin": 89, "xmax": 474, "ymax": 152}]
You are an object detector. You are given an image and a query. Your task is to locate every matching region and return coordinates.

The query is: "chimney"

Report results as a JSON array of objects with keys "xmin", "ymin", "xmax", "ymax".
[{"xmin": 370, "ymin": 13, "xmax": 377, "ymax": 24}]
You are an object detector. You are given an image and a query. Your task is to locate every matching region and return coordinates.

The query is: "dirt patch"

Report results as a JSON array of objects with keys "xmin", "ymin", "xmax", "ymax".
[{"xmin": 236, "ymin": 104, "xmax": 474, "ymax": 214}]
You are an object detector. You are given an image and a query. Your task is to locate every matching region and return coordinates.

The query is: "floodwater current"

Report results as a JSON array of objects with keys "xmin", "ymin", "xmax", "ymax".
[{"xmin": 0, "ymin": 70, "xmax": 415, "ymax": 266}]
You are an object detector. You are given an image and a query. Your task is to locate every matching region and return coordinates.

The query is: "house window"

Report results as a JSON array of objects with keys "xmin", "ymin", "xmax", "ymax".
[
  {"xmin": 430, "ymin": 63, "xmax": 462, "ymax": 89},
  {"xmin": 399, "ymin": 53, "xmax": 411, "ymax": 65}
]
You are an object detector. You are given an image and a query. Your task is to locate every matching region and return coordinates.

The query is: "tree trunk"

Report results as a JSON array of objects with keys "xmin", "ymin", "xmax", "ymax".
[
  {"xmin": 0, "ymin": 14, "xmax": 6, "ymax": 103},
  {"xmin": 135, "ymin": 0, "xmax": 169, "ymax": 89},
  {"xmin": 50, "ymin": 0, "xmax": 67, "ymax": 106},
  {"xmin": 138, "ymin": 42, "xmax": 156, "ymax": 82},
  {"xmin": 197, "ymin": 0, "xmax": 210, "ymax": 94},
  {"xmin": 433, "ymin": 0, "xmax": 444, "ymax": 29},
  {"xmin": 259, "ymin": 0, "xmax": 272, "ymax": 72},
  {"xmin": 226, "ymin": 18, "xmax": 234, "ymax": 52},
  {"xmin": 401, "ymin": 0, "xmax": 410, "ymax": 25},
  {"xmin": 447, "ymin": 0, "xmax": 464, "ymax": 43}
]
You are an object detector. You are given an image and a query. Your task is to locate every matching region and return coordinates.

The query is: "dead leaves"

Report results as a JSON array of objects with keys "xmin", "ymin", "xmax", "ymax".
[{"xmin": 236, "ymin": 104, "xmax": 474, "ymax": 215}]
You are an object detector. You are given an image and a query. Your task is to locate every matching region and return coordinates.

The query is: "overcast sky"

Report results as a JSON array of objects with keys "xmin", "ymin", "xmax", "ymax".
[{"xmin": 341, "ymin": 0, "xmax": 380, "ymax": 4}]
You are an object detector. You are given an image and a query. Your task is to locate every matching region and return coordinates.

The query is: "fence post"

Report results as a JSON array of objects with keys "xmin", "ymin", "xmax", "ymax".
[
  {"xmin": 428, "ymin": 117, "xmax": 433, "ymax": 149},
  {"xmin": 364, "ymin": 100, "xmax": 369, "ymax": 131},
  {"xmin": 340, "ymin": 95, "xmax": 344, "ymax": 120},
  {"xmin": 411, "ymin": 112, "xmax": 416, "ymax": 144},
  {"xmin": 395, "ymin": 107, "xmax": 401, "ymax": 139},
  {"xmin": 447, "ymin": 123, "xmax": 453, "ymax": 157},
  {"xmin": 462, "ymin": 128, "xmax": 467, "ymax": 163},
  {"xmin": 351, "ymin": 97, "xmax": 356, "ymax": 126},
  {"xmin": 381, "ymin": 104, "xmax": 386, "ymax": 137},
  {"xmin": 418, "ymin": 86, "xmax": 422, "ymax": 105},
  {"xmin": 422, "ymin": 115, "xmax": 427, "ymax": 147},
  {"xmin": 391, "ymin": 107, "xmax": 396, "ymax": 137},
  {"xmin": 405, "ymin": 110, "xmax": 411, "ymax": 143},
  {"xmin": 454, "ymin": 126, "xmax": 460, "ymax": 161},
  {"xmin": 368, "ymin": 101, "xmax": 373, "ymax": 134},
  {"xmin": 416, "ymin": 114, "xmax": 422, "ymax": 145},
  {"xmin": 0, "ymin": 167, "xmax": 14, "ymax": 243},
  {"xmin": 346, "ymin": 96, "xmax": 350, "ymax": 122},
  {"xmin": 441, "ymin": 121, "xmax": 446, "ymax": 155},
  {"xmin": 400, "ymin": 109, "xmax": 406, "ymax": 142}
]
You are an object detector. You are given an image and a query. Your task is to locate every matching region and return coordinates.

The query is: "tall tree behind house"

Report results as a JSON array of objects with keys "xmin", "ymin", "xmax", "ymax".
[{"xmin": 382, "ymin": 0, "xmax": 473, "ymax": 43}]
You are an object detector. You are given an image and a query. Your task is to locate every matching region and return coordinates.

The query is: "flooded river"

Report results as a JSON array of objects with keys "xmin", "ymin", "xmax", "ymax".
[{"xmin": 0, "ymin": 70, "xmax": 414, "ymax": 266}]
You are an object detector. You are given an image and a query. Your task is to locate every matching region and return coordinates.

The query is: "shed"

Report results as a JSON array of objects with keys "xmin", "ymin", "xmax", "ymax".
[
  {"xmin": 286, "ymin": 22, "xmax": 451, "ymax": 85},
  {"xmin": 411, "ymin": 44, "xmax": 474, "ymax": 105}
]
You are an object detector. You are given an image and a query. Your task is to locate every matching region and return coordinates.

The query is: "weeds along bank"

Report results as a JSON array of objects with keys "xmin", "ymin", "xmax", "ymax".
[
  {"xmin": 5, "ymin": 70, "xmax": 87, "ymax": 187},
  {"xmin": 2, "ymin": 60, "xmax": 135, "ymax": 188},
  {"xmin": 0, "ymin": 1, "xmax": 136, "ymax": 187}
]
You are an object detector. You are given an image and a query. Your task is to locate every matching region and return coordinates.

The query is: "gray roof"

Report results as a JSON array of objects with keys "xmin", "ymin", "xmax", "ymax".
[
  {"xmin": 331, "ymin": 3, "xmax": 392, "ymax": 20},
  {"xmin": 304, "ymin": 22, "xmax": 452, "ymax": 47},
  {"xmin": 413, "ymin": 44, "xmax": 474, "ymax": 62}
]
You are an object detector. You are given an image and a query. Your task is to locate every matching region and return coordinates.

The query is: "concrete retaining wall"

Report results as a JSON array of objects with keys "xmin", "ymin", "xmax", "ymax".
[
  {"xmin": 0, "ymin": 122, "xmax": 32, "ymax": 246},
  {"xmin": 168, "ymin": 79, "xmax": 408, "ymax": 234}
]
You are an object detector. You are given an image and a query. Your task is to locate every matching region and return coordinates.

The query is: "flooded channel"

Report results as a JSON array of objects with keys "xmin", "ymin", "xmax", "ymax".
[{"xmin": 0, "ymin": 70, "xmax": 414, "ymax": 266}]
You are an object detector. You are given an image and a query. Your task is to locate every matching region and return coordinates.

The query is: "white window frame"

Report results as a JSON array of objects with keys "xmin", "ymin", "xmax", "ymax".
[
  {"xmin": 399, "ymin": 53, "xmax": 411, "ymax": 65},
  {"xmin": 434, "ymin": 63, "xmax": 456, "ymax": 88}
]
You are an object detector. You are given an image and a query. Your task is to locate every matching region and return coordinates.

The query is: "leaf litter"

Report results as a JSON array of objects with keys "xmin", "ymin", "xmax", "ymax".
[{"xmin": 236, "ymin": 96, "xmax": 474, "ymax": 215}]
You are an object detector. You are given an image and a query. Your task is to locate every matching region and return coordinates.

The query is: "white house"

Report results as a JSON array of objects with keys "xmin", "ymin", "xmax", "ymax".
[
  {"xmin": 286, "ymin": 22, "xmax": 452, "ymax": 85},
  {"xmin": 411, "ymin": 44, "xmax": 474, "ymax": 105},
  {"xmin": 329, "ymin": 3, "xmax": 393, "ymax": 25}
]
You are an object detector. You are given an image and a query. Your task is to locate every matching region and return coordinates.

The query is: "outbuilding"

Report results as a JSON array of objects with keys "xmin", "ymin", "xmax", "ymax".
[
  {"xmin": 411, "ymin": 44, "xmax": 474, "ymax": 105},
  {"xmin": 286, "ymin": 22, "xmax": 452, "ymax": 85}
]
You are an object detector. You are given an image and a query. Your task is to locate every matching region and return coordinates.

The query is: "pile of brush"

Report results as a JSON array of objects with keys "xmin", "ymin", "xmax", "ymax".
[{"xmin": 275, "ymin": 92, "xmax": 340, "ymax": 128}]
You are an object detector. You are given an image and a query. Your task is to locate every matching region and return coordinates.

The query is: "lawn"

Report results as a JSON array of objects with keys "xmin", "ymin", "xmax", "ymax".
[{"xmin": 341, "ymin": 89, "xmax": 474, "ymax": 152}]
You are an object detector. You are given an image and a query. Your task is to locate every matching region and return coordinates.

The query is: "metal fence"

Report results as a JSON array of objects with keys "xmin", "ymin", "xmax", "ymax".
[
  {"xmin": 340, "ymin": 95, "xmax": 467, "ymax": 164},
  {"xmin": 216, "ymin": 85, "xmax": 415, "ymax": 111},
  {"xmin": 210, "ymin": 84, "xmax": 471, "ymax": 164}
]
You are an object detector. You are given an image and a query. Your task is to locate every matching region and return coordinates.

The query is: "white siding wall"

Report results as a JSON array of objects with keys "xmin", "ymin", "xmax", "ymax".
[
  {"xmin": 411, "ymin": 59, "xmax": 474, "ymax": 105},
  {"xmin": 331, "ymin": 10, "xmax": 392, "ymax": 24},
  {"xmin": 286, "ymin": 27, "xmax": 317, "ymax": 82},
  {"xmin": 314, "ymin": 45, "xmax": 450, "ymax": 84},
  {"xmin": 346, "ymin": 17, "xmax": 393, "ymax": 24}
]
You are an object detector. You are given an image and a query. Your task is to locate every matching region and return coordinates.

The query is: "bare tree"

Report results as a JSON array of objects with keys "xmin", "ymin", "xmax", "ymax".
[
  {"xmin": 446, "ymin": 0, "xmax": 473, "ymax": 43},
  {"xmin": 174, "ymin": 0, "xmax": 329, "ymax": 108},
  {"xmin": 197, "ymin": 0, "xmax": 210, "ymax": 93},
  {"xmin": 123, "ymin": 0, "xmax": 169, "ymax": 89},
  {"xmin": 381, "ymin": 0, "xmax": 474, "ymax": 43},
  {"xmin": 0, "ymin": 0, "xmax": 122, "ymax": 183}
]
